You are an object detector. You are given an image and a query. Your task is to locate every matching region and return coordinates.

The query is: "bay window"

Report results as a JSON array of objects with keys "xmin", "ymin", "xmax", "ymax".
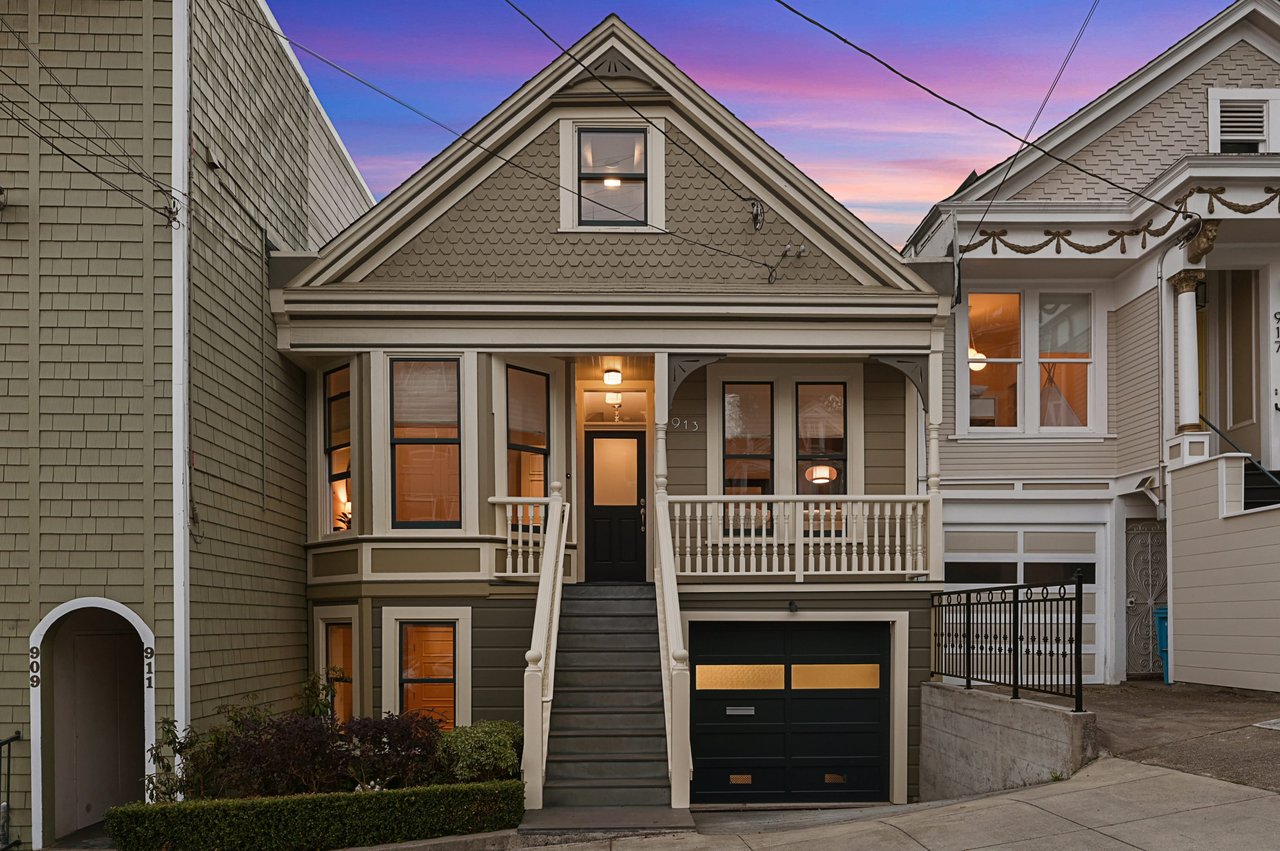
[
  {"xmin": 723, "ymin": 382, "xmax": 773, "ymax": 495},
  {"xmin": 324, "ymin": 365, "xmax": 353, "ymax": 532},
  {"xmin": 967, "ymin": 293, "xmax": 1021, "ymax": 428},
  {"xmin": 390, "ymin": 359, "xmax": 461, "ymax": 528}
]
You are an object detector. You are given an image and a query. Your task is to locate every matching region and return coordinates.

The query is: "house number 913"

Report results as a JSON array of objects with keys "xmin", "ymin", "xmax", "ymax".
[{"xmin": 668, "ymin": 417, "xmax": 701, "ymax": 432}]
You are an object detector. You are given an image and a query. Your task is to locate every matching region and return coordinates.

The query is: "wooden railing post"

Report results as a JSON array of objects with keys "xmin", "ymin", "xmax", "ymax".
[
  {"xmin": 522, "ymin": 650, "xmax": 544, "ymax": 809},
  {"xmin": 670, "ymin": 649, "xmax": 691, "ymax": 808}
]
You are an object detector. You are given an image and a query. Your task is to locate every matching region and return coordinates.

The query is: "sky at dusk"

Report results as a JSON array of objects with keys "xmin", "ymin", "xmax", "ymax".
[{"xmin": 270, "ymin": 0, "xmax": 1233, "ymax": 246}]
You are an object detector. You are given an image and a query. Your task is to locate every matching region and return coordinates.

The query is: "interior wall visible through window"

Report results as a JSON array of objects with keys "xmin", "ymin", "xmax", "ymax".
[
  {"xmin": 579, "ymin": 128, "xmax": 647, "ymax": 225},
  {"xmin": 1038, "ymin": 294, "xmax": 1091, "ymax": 428},
  {"xmin": 507, "ymin": 366, "xmax": 549, "ymax": 501},
  {"xmin": 325, "ymin": 622, "xmax": 353, "ymax": 723},
  {"xmin": 723, "ymin": 382, "xmax": 773, "ymax": 495},
  {"xmin": 796, "ymin": 383, "xmax": 847, "ymax": 495},
  {"xmin": 390, "ymin": 359, "xmax": 461, "ymax": 528},
  {"xmin": 400, "ymin": 622, "xmax": 456, "ymax": 729},
  {"xmin": 967, "ymin": 293, "xmax": 1021, "ymax": 428},
  {"xmin": 325, "ymin": 365, "xmax": 353, "ymax": 532}
]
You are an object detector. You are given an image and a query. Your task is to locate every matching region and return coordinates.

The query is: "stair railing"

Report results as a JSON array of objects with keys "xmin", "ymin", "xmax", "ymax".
[
  {"xmin": 519, "ymin": 482, "xmax": 570, "ymax": 810},
  {"xmin": 1200, "ymin": 415, "xmax": 1280, "ymax": 489},
  {"xmin": 653, "ymin": 480, "xmax": 692, "ymax": 808}
]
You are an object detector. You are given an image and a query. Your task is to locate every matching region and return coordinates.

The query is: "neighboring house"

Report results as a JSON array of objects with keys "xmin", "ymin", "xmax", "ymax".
[
  {"xmin": 274, "ymin": 16, "xmax": 949, "ymax": 810},
  {"xmin": 0, "ymin": 0, "xmax": 371, "ymax": 847},
  {"xmin": 905, "ymin": 0, "xmax": 1280, "ymax": 693}
]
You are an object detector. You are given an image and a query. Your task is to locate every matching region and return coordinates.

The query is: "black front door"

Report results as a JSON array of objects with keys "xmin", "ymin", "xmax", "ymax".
[
  {"xmin": 689, "ymin": 620, "xmax": 890, "ymax": 803},
  {"xmin": 584, "ymin": 431, "xmax": 646, "ymax": 582}
]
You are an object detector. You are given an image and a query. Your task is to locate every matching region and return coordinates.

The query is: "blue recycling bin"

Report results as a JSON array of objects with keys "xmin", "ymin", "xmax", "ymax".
[{"xmin": 1154, "ymin": 605, "xmax": 1170, "ymax": 685}]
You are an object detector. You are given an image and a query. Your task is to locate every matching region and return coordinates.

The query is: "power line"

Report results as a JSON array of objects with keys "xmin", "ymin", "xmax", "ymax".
[
  {"xmin": 212, "ymin": 0, "xmax": 780, "ymax": 280},
  {"xmin": 499, "ymin": 0, "xmax": 769, "ymax": 228},
  {"xmin": 769, "ymin": 0, "xmax": 1196, "ymax": 222}
]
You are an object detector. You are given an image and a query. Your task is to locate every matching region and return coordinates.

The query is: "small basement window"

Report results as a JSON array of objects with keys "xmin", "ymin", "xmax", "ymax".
[{"xmin": 578, "ymin": 128, "xmax": 647, "ymax": 225}]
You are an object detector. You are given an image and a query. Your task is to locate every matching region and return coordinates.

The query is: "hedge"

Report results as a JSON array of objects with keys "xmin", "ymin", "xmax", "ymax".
[{"xmin": 104, "ymin": 779, "xmax": 524, "ymax": 851}]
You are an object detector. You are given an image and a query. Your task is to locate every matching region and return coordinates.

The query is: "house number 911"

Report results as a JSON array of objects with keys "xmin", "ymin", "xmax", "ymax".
[{"xmin": 668, "ymin": 417, "xmax": 701, "ymax": 432}]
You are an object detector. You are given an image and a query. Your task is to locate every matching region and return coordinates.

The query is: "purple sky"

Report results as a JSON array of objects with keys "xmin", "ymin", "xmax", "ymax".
[{"xmin": 270, "ymin": 0, "xmax": 1232, "ymax": 246}]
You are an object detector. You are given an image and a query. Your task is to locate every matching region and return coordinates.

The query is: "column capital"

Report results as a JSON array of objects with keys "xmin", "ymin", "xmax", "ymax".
[{"xmin": 1168, "ymin": 268, "xmax": 1205, "ymax": 295}]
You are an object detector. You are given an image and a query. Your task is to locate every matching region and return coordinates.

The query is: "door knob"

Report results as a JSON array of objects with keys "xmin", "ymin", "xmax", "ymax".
[{"xmin": 1126, "ymin": 595, "xmax": 1136, "ymax": 610}]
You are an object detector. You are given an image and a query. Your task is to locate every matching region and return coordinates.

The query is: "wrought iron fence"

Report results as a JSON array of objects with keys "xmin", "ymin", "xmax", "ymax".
[
  {"xmin": 931, "ymin": 572, "xmax": 1085, "ymax": 712},
  {"xmin": 0, "ymin": 730, "xmax": 19, "ymax": 850}
]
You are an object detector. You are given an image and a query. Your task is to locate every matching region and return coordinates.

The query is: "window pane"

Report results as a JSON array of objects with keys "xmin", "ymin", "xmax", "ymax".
[
  {"xmin": 401, "ymin": 624, "xmax": 454, "ymax": 679},
  {"xmin": 1040, "ymin": 363, "xmax": 1088, "ymax": 427},
  {"xmin": 403, "ymin": 682, "xmax": 455, "ymax": 729},
  {"xmin": 969, "ymin": 361, "xmax": 1018, "ymax": 427},
  {"xmin": 329, "ymin": 445, "xmax": 351, "ymax": 477},
  {"xmin": 392, "ymin": 361, "xmax": 458, "ymax": 440},
  {"xmin": 326, "ymin": 366, "xmax": 350, "ymax": 398},
  {"xmin": 797, "ymin": 384, "xmax": 845, "ymax": 455},
  {"xmin": 944, "ymin": 562, "xmax": 1018, "ymax": 584},
  {"xmin": 592, "ymin": 438, "xmax": 639, "ymax": 506},
  {"xmin": 969, "ymin": 293, "xmax": 1021, "ymax": 359},
  {"xmin": 580, "ymin": 130, "xmax": 644, "ymax": 173},
  {"xmin": 798, "ymin": 459, "xmax": 846, "ymax": 496},
  {"xmin": 507, "ymin": 368, "xmax": 548, "ymax": 450},
  {"xmin": 508, "ymin": 449, "xmax": 546, "ymax": 499},
  {"xmin": 583, "ymin": 390, "xmax": 647, "ymax": 423},
  {"xmin": 330, "ymin": 479, "xmax": 352, "ymax": 532},
  {"xmin": 724, "ymin": 384, "xmax": 772, "ymax": 455},
  {"xmin": 394, "ymin": 444, "xmax": 460, "ymax": 523},
  {"xmin": 580, "ymin": 179, "xmax": 645, "ymax": 224},
  {"xmin": 333, "ymin": 681, "xmax": 353, "ymax": 725},
  {"xmin": 695, "ymin": 664, "xmax": 785, "ymax": 690},
  {"xmin": 327, "ymin": 623, "xmax": 353, "ymax": 674},
  {"xmin": 791, "ymin": 664, "xmax": 879, "ymax": 690},
  {"xmin": 1024, "ymin": 563, "xmax": 1096, "ymax": 584},
  {"xmin": 328, "ymin": 392, "xmax": 350, "ymax": 447},
  {"xmin": 725, "ymin": 457, "xmax": 772, "ymax": 496},
  {"xmin": 1039, "ymin": 294, "xmax": 1091, "ymax": 358}
]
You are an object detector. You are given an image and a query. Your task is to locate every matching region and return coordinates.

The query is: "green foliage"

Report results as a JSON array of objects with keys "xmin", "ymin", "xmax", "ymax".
[
  {"xmin": 441, "ymin": 720, "xmax": 523, "ymax": 783},
  {"xmin": 104, "ymin": 780, "xmax": 524, "ymax": 851},
  {"xmin": 298, "ymin": 670, "xmax": 337, "ymax": 718}
]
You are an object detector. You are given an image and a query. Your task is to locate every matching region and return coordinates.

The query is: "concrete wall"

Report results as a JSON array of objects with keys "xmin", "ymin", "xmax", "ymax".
[{"xmin": 920, "ymin": 683, "xmax": 1097, "ymax": 800}]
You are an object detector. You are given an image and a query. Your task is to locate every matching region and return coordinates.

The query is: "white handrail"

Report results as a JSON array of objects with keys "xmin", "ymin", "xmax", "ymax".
[
  {"xmin": 518, "ymin": 483, "xmax": 568, "ymax": 810},
  {"xmin": 490, "ymin": 495, "xmax": 554, "ymax": 577},
  {"xmin": 654, "ymin": 488, "xmax": 691, "ymax": 808}
]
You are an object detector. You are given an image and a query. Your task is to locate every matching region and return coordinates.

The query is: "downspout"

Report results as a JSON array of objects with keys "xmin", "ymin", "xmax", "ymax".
[
  {"xmin": 171, "ymin": 0, "xmax": 192, "ymax": 737},
  {"xmin": 1153, "ymin": 219, "xmax": 1201, "ymax": 514}
]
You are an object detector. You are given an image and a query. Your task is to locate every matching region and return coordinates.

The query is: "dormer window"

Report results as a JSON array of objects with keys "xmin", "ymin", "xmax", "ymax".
[
  {"xmin": 1210, "ymin": 90, "xmax": 1277, "ymax": 154},
  {"xmin": 578, "ymin": 129, "xmax": 647, "ymax": 225}
]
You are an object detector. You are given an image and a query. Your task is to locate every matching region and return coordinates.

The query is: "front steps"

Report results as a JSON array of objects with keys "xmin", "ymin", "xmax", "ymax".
[
  {"xmin": 543, "ymin": 583, "xmax": 671, "ymax": 808},
  {"xmin": 1244, "ymin": 467, "xmax": 1280, "ymax": 510}
]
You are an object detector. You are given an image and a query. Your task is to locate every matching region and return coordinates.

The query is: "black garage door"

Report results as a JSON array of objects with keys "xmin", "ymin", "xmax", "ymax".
[{"xmin": 689, "ymin": 620, "xmax": 890, "ymax": 803}]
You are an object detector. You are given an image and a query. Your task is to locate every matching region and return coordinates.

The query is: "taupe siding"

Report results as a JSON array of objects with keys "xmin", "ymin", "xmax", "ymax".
[
  {"xmin": 680, "ymin": 591, "xmax": 931, "ymax": 801},
  {"xmin": 1112, "ymin": 289, "xmax": 1161, "ymax": 475},
  {"xmin": 865, "ymin": 364, "xmax": 906, "ymax": 494},
  {"xmin": 361, "ymin": 125, "xmax": 865, "ymax": 296},
  {"xmin": 668, "ymin": 371, "xmax": 708, "ymax": 495},
  {"xmin": 1014, "ymin": 41, "xmax": 1280, "ymax": 201},
  {"xmin": 1170, "ymin": 459, "xmax": 1280, "ymax": 691},
  {"xmin": 306, "ymin": 106, "xmax": 369, "ymax": 250},
  {"xmin": 187, "ymin": 0, "xmax": 369, "ymax": 722}
]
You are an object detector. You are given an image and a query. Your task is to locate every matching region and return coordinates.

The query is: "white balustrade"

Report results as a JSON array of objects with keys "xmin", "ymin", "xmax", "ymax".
[
  {"xmin": 667, "ymin": 495, "xmax": 928, "ymax": 581},
  {"xmin": 489, "ymin": 495, "xmax": 553, "ymax": 577}
]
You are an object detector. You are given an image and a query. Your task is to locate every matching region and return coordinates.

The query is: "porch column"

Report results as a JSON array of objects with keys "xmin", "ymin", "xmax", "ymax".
[
  {"xmin": 1170, "ymin": 269, "xmax": 1204, "ymax": 433},
  {"xmin": 926, "ymin": 349, "xmax": 943, "ymax": 581},
  {"xmin": 654, "ymin": 352, "xmax": 669, "ymax": 494}
]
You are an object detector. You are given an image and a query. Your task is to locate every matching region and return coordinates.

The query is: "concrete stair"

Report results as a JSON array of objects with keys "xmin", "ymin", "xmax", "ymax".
[{"xmin": 543, "ymin": 583, "xmax": 671, "ymax": 808}]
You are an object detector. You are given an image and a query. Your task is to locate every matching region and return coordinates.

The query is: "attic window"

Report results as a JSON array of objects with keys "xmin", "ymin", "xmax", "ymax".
[
  {"xmin": 578, "ymin": 128, "xmax": 647, "ymax": 225},
  {"xmin": 1217, "ymin": 98, "xmax": 1267, "ymax": 153}
]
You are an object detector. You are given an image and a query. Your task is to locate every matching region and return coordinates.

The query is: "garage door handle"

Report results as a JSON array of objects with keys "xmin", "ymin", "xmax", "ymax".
[{"xmin": 725, "ymin": 706, "xmax": 755, "ymax": 716}]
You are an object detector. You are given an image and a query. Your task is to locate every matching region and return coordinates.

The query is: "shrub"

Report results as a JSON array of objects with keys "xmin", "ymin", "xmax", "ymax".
[
  {"xmin": 105, "ymin": 780, "xmax": 524, "ymax": 851},
  {"xmin": 344, "ymin": 713, "xmax": 444, "ymax": 790},
  {"xmin": 441, "ymin": 720, "xmax": 522, "ymax": 783}
]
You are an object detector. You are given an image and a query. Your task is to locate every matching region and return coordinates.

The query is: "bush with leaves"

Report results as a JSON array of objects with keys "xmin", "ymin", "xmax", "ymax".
[
  {"xmin": 343, "ymin": 712, "xmax": 445, "ymax": 790},
  {"xmin": 441, "ymin": 720, "xmax": 522, "ymax": 783}
]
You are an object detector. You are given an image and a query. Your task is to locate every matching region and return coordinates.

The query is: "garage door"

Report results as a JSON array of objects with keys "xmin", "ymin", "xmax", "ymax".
[{"xmin": 689, "ymin": 620, "xmax": 889, "ymax": 803}]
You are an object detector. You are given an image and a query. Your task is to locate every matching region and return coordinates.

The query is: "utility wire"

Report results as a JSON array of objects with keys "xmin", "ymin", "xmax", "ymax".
[
  {"xmin": 499, "ymin": 0, "xmax": 767, "ymax": 225},
  {"xmin": 213, "ymin": 0, "xmax": 779, "ymax": 279},
  {"xmin": 769, "ymin": 0, "xmax": 1196, "ymax": 222}
]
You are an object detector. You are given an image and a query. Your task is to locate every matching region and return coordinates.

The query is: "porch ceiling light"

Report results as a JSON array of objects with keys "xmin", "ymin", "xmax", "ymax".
[
  {"xmin": 968, "ymin": 346, "xmax": 987, "ymax": 372},
  {"xmin": 603, "ymin": 368, "xmax": 623, "ymax": 385},
  {"xmin": 804, "ymin": 464, "xmax": 838, "ymax": 485}
]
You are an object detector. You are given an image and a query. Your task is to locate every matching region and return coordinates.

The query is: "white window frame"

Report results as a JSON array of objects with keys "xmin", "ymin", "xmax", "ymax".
[
  {"xmin": 957, "ymin": 288, "xmax": 1105, "ymax": 438},
  {"xmin": 315, "ymin": 359, "xmax": 358, "ymax": 542},
  {"xmin": 559, "ymin": 116, "xmax": 666, "ymax": 233},
  {"xmin": 493, "ymin": 356, "xmax": 567, "ymax": 501},
  {"xmin": 1209, "ymin": 88, "xmax": 1280, "ymax": 153},
  {"xmin": 380, "ymin": 605, "xmax": 472, "ymax": 724},
  {"xmin": 314, "ymin": 604, "xmax": 359, "ymax": 718}
]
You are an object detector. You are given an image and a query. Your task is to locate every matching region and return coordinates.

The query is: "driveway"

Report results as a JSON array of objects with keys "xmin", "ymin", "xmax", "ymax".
[{"xmin": 548, "ymin": 757, "xmax": 1280, "ymax": 850}]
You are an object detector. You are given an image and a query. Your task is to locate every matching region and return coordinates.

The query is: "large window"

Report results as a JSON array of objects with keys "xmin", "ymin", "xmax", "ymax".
[
  {"xmin": 326, "ymin": 623, "xmax": 353, "ymax": 723},
  {"xmin": 579, "ymin": 128, "xmax": 646, "ymax": 225},
  {"xmin": 507, "ymin": 366, "xmax": 549, "ymax": 500},
  {"xmin": 723, "ymin": 383, "xmax": 773, "ymax": 495},
  {"xmin": 390, "ymin": 359, "xmax": 461, "ymax": 528},
  {"xmin": 967, "ymin": 293, "xmax": 1021, "ymax": 428},
  {"xmin": 324, "ymin": 365, "xmax": 353, "ymax": 532},
  {"xmin": 399, "ymin": 622, "xmax": 456, "ymax": 729},
  {"xmin": 1038, "ymin": 294, "xmax": 1091, "ymax": 428},
  {"xmin": 796, "ymin": 383, "xmax": 846, "ymax": 495}
]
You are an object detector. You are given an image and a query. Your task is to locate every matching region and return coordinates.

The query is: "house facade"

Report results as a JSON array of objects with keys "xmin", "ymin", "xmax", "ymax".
[
  {"xmin": 905, "ymin": 0, "xmax": 1280, "ymax": 693},
  {"xmin": 276, "ymin": 17, "xmax": 949, "ymax": 808},
  {"xmin": 0, "ymin": 0, "xmax": 371, "ymax": 847}
]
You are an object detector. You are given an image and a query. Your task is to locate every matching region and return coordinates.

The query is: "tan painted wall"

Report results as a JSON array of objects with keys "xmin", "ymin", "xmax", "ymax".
[
  {"xmin": 667, "ymin": 372, "xmax": 708, "ymax": 496},
  {"xmin": 1014, "ymin": 41, "xmax": 1280, "ymax": 202},
  {"xmin": 1170, "ymin": 457, "xmax": 1280, "ymax": 691},
  {"xmin": 865, "ymin": 364, "xmax": 907, "ymax": 494},
  {"xmin": 1111, "ymin": 289, "xmax": 1161, "ymax": 476}
]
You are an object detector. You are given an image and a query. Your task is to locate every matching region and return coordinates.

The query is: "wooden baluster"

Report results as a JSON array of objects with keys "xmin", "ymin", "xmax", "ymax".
[{"xmin": 870, "ymin": 502, "xmax": 880, "ymax": 572}]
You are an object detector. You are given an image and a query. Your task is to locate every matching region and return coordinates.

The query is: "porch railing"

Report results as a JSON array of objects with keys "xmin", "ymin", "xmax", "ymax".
[
  {"xmin": 930, "ymin": 573, "xmax": 1085, "ymax": 712},
  {"xmin": 517, "ymin": 484, "xmax": 571, "ymax": 809},
  {"xmin": 668, "ymin": 495, "xmax": 929, "ymax": 580},
  {"xmin": 1, "ymin": 730, "xmax": 19, "ymax": 850},
  {"xmin": 490, "ymin": 495, "xmax": 553, "ymax": 577}
]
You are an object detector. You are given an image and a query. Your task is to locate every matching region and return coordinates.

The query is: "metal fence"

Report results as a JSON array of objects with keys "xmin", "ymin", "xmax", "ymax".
[
  {"xmin": 931, "ymin": 572, "xmax": 1085, "ymax": 712},
  {"xmin": 0, "ymin": 730, "xmax": 19, "ymax": 850}
]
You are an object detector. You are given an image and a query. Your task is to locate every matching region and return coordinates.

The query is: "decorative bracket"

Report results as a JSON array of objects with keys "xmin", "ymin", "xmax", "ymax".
[
  {"xmin": 668, "ymin": 354, "xmax": 724, "ymax": 408},
  {"xmin": 872, "ymin": 355, "xmax": 930, "ymax": 412}
]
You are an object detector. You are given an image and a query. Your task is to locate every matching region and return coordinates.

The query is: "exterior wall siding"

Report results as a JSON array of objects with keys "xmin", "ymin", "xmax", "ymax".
[
  {"xmin": 667, "ymin": 371, "xmax": 707, "ymax": 496},
  {"xmin": 865, "ymin": 364, "xmax": 906, "ymax": 494},
  {"xmin": 1111, "ymin": 289, "xmax": 1161, "ymax": 475}
]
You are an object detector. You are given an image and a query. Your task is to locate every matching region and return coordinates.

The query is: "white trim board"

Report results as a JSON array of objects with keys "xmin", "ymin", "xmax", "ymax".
[
  {"xmin": 314, "ymin": 604, "xmax": 360, "ymax": 718},
  {"xmin": 379, "ymin": 606, "xmax": 473, "ymax": 725}
]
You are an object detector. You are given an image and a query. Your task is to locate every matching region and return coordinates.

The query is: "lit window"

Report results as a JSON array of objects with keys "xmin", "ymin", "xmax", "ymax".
[
  {"xmin": 324, "ymin": 365, "xmax": 353, "ymax": 532},
  {"xmin": 579, "ymin": 129, "xmax": 646, "ymax": 225},
  {"xmin": 390, "ymin": 359, "xmax": 461, "ymax": 528},
  {"xmin": 400, "ymin": 622, "xmax": 456, "ymax": 729},
  {"xmin": 507, "ymin": 366, "xmax": 549, "ymax": 502},
  {"xmin": 796, "ymin": 383, "xmax": 846, "ymax": 495},
  {"xmin": 1038, "ymin": 294, "xmax": 1091, "ymax": 428},
  {"xmin": 326, "ymin": 623, "xmax": 353, "ymax": 723},
  {"xmin": 723, "ymin": 383, "xmax": 773, "ymax": 495},
  {"xmin": 967, "ymin": 293, "xmax": 1021, "ymax": 428}
]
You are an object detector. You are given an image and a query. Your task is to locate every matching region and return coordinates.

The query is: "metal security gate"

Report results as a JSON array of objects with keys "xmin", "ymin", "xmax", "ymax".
[
  {"xmin": 689, "ymin": 621, "xmax": 889, "ymax": 803},
  {"xmin": 1125, "ymin": 519, "xmax": 1167, "ymax": 678}
]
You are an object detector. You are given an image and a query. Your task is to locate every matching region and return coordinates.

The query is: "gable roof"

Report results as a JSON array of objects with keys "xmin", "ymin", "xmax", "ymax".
[{"xmin": 286, "ymin": 15, "xmax": 933, "ymax": 295}]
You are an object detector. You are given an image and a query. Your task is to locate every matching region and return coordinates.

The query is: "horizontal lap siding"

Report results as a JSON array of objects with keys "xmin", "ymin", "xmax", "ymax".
[
  {"xmin": 865, "ymin": 364, "xmax": 906, "ymax": 494},
  {"xmin": 1171, "ymin": 460, "xmax": 1280, "ymax": 691},
  {"xmin": 667, "ymin": 372, "xmax": 707, "ymax": 495},
  {"xmin": 1112, "ymin": 290, "xmax": 1160, "ymax": 475}
]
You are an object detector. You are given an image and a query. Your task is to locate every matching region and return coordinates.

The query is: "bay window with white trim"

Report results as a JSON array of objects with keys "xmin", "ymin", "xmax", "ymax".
[
  {"xmin": 321, "ymin": 362, "xmax": 356, "ymax": 537},
  {"xmin": 390, "ymin": 358, "xmax": 462, "ymax": 528}
]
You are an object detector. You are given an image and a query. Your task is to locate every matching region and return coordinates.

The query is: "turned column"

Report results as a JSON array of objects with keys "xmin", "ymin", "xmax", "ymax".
[{"xmin": 1170, "ymin": 269, "xmax": 1205, "ymax": 433}]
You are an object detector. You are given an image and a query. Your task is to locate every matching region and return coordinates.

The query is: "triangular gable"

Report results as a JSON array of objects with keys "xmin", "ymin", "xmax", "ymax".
[{"xmin": 288, "ymin": 15, "xmax": 932, "ymax": 295}]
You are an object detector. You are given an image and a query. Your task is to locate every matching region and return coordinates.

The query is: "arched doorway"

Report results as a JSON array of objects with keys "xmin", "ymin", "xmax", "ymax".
[{"xmin": 29, "ymin": 599, "xmax": 155, "ymax": 848}]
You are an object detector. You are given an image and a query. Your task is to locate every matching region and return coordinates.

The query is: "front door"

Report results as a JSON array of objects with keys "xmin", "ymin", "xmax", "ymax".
[
  {"xmin": 1125, "ymin": 519, "xmax": 1168, "ymax": 679},
  {"xmin": 585, "ymin": 431, "xmax": 646, "ymax": 582}
]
